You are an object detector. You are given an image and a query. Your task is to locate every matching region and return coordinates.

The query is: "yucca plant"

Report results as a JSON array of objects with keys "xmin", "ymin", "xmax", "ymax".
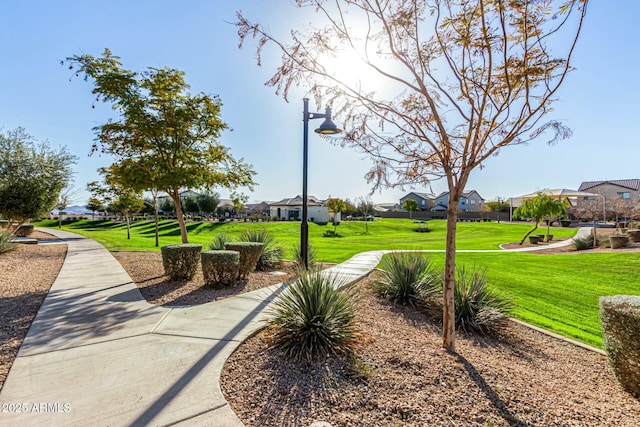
[
  {"xmin": 454, "ymin": 265, "xmax": 512, "ymax": 336},
  {"xmin": 238, "ymin": 228, "xmax": 284, "ymax": 270},
  {"xmin": 372, "ymin": 251, "xmax": 439, "ymax": 307},
  {"xmin": 0, "ymin": 230, "xmax": 16, "ymax": 254},
  {"xmin": 269, "ymin": 270, "xmax": 361, "ymax": 361},
  {"xmin": 207, "ymin": 232, "xmax": 230, "ymax": 251},
  {"xmin": 572, "ymin": 235, "xmax": 594, "ymax": 251},
  {"xmin": 291, "ymin": 242, "xmax": 317, "ymax": 270}
]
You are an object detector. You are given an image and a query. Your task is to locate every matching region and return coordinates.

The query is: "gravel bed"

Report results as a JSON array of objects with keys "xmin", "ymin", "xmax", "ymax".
[
  {"xmin": 112, "ymin": 251, "xmax": 294, "ymax": 306},
  {"xmin": 0, "ymin": 231, "xmax": 66, "ymax": 389},
  {"xmin": 220, "ymin": 273, "xmax": 640, "ymax": 427}
]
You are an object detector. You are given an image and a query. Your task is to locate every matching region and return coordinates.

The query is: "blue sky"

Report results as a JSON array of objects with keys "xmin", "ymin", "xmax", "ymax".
[{"xmin": 1, "ymin": 1, "xmax": 637, "ymax": 206}]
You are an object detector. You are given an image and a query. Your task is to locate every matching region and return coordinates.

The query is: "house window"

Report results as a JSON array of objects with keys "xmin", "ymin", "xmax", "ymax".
[
  {"xmin": 470, "ymin": 199, "xmax": 476, "ymax": 205},
  {"xmin": 420, "ymin": 200, "xmax": 425, "ymax": 206},
  {"xmin": 461, "ymin": 199, "xmax": 467, "ymax": 205},
  {"xmin": 584, "ymin": 196, "xmax": 595, "ymax": 200},
  {"xmin": 618, "ymin": 192, "xmax": 631, "ymax": 199}
]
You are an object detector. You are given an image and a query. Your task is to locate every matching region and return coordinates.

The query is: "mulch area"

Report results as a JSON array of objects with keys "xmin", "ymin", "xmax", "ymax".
[
  {"xmin": 0, "ymin": 231, "xmax": 66, "ymax": 389},
  {"xmin": 221, "ymin": 273, "xmax": 640, "ymax": 426}
]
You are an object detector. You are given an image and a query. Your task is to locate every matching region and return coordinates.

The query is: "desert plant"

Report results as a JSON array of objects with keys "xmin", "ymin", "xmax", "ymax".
[
  {"xmin": 207, "ymin": 232, "xmax": 231, "ymax": 251},
  {"xmin": 201, "ymin": 250, "xmax": 240, "ymax": 287},
  {"xmin": 372, "ymin": 251, "xmax": 439, "ymax": 307},
  {"xmin": 292, "ymin": 242, "xmax": 317, "ymax": 269},
  {"xmin": 269, "ymin": 270, "xmax": 360, "ymax": 361},
  {"xmin": 238, "ymin": 228, "xmax": 284, "ymax": 270},
  {"xmin": 223, "ymin": 242, "xmax": 263, "ymax": 280},
  {"xmin": 600, "ymin": 295, "xmax": 640, "ymax": 398},
  {"xmin": 0, "ymin": 230, "xmax": 16, "ymax": 254},
  {"xmin": 161, "ymin": 244, "xmax": 202, "ymax": 280},
  {"xmin": 454, "ymin": 265, "xmax": 512, "ymax": 336},
  {"xmin": 572, "ymin": 235, "xmax": 594, "ymax": 251}
]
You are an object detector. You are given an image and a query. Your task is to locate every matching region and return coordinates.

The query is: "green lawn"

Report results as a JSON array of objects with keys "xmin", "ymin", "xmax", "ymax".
[
  {"xmin": 35, "ymin": 218, "xmax": 576, "ymax": 263},
  {"xmin": 425, "ymin": 252, "xmax": 640, "ymax": 349},
  {"xmin": 34, "ymin": 217, "xmax": 638, "ymax": 348}
]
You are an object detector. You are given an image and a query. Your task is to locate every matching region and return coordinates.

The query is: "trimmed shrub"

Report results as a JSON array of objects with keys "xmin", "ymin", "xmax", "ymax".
[
  {"xmin": 453, "ymin": 265, "xmax": 512, "ymax": 336},
  {"xmin": 0, "ymin": 230, "xmax": 16, "ymax": 254},
  {"xmin": 269, "ymin": 270, "xmax": 361, "ymax": 361},
  {"xmin": 372, "ymin": 252, "xmax": 439, "ymax": 307},
  {"xmin": 224, "ymin": 242, "xmax": 263, "ymax": 280},
  {"xmin": 292, "ymin": 242, "xmax": 317, "ymax": 269},
  {"xmin": 201, "ymin": 250, "xmax": 239, "ymax": 287},
  {"xmin": 572, "ymin": 235, "xmax": 594, "ymax": 251},
  {"xmin": 238, "ymin": 228, "xmax": 284, "ymax": 271},
  {"xmin": 560, "ymin": 219, "xmax": 571, "ymax": 227},
  {"xmin": 14, "ymin": 224, "xmax": 34, "ymax": 237},
  {"xmin": 207, "ymin": 232, "xmax": 231, "ymax": 251},
  {"xmin": 161, "ymin": 244, "xmax": 202, "ymax": 280},
  {"xmin": 600, "ymin": 295, "xmax": 640, "ymax": 398}
]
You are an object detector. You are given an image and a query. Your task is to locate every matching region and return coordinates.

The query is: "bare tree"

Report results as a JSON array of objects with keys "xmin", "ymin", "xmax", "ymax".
[
  {"xmin": 55, "ymin": 186, "xmax": 77, "ymax": 228},
  {"xmin": 575, "ymin": 199, "xmax": 604, "ymax": 247},
  {"xmin": 236, "ymin": 0, "xmax": 588, "ymax": 351}
]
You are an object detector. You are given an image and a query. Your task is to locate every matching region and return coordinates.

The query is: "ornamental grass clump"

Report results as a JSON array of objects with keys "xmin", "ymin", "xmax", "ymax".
[
  {"xmin": 572, "ymin": 235, "xmax": 594, "ymax": 251},
  {"xmin": 454, "ymin": 265, "xmax": 513, "ymax": 336},
  {"xmin": 292, "ymin": 242, "xmax": 317, "ymax": 269},
  {"xmin": 269, "ymin": 270, "xmax": 361, "ymax": 361},
  {"xmin": 207, "ymin": 232, "xmax": 231, "ymax": 251},
  {"xmin": 161, "ymin": 244, "xmax": 202, "ymax": 280},
  {"xmin": 238, "ymin": 228, "xmax": 284, "ymax": 270},
  {"xmin": 224, "ymin": 242, "xmax": 263, "ymax": 280},
  {"xmin": 201, "ymin": 250, "xmax": 239, "ymax": 287},
  {"xmin": 372, "ymin": 251, "xmax": 439, "ymax": 307},
  {"xmin": 0, "ymin": 230, "xmax": 16, "ymax": 254},
  {"xmin": 599, "ymin": 295, "xmax": 640, "ymax": 398}
]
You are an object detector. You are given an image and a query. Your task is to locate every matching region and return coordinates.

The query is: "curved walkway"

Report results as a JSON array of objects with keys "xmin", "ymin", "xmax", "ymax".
[{"xmin": 0, "ymin": 228, "xmax": 589, "ymax": 426}]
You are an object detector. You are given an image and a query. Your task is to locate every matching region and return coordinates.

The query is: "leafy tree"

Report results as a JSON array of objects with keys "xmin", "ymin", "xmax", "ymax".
[
  {"xmin": 88, "ymin": 178, "xmax": 144, "ymax": 240},
  {"xmin": 513, "ymin": 192, "xmax": 566, "ymax": 244},
  {"xmin": 86, "ymin": 197, "xmax": 104, "ymax": 220},
  {"xmin": 0, "ymin": 128, "xmax": 76, "ymax": 230},
  {"xmin": 326, "ymin": 197, "xmax": 346, "ymax": 232},
  {"xmin": 141, "ymin": 198, "xmax": 156, "ymax": 216},
  {"xmin": 196, "ymin": 192, "xmax": 220, "ymax": 220},
  {"xmin": 574, "ymin": 198, "xmax": 605, "ymax": 248},
  {"xmin": 160, "ymin": 197, "xmax": 175, "ymax": 215},
  {"xmin": 65, "ymin": 49, "xmax": 256, "ymax": 244},
  {"xmin": 236, "ymin": 0, "xmax": 588, "ymax": 351},
  {"xmin": 343, "ymin": 198, "xmax": 357, "ymax": 216},
  {"xmin": 402, "ymin": 199, "xmax": 419, "ymax": 219},
  {"xmin": 182, "ymin": 196, "xmax": 200, "ymax": 218}
]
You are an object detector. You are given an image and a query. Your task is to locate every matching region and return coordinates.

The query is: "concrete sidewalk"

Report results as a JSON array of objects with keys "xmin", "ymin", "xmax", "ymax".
[{"xmin": 0, "ymin": 228, "xmax": 586, "ymax": 426}]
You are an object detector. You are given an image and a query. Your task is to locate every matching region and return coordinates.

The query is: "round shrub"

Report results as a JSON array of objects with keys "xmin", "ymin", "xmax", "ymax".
[
  {"xmin": 15, "ymin": 223, "xmax": 34, "ymax": 237},
  {"xmin": 201, "ymin": 250, "xmax": 240, "ymax": 287},
  {"xmin": 161, "ymin": 244, "xmax": 202, "ymax": 280},
  {"xmin": 269, "ymin": 270, "xmax": 360, "ymax": 361},
  {"xmin": 223, "ymin": 242, "xmax": 263, "ymax": 280},
  {"xmin": 600, "ymin": 295, "xmax": 640, "ymax": 398}
]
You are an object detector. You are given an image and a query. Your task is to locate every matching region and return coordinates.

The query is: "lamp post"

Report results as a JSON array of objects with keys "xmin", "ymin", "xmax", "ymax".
[{"xmin": 301, "ymin": 98, "xmax": 342, "ymax": 269}]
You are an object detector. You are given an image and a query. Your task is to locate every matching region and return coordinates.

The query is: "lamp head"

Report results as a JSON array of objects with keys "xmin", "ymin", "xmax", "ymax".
[{"xmin": 314, "ymin": 107, "xmax": 342, "ymax": 135}]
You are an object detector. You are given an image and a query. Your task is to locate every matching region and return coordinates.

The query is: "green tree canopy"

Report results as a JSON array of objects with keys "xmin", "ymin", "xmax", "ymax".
[
  {"xmin": 402, "ymin": 199, "xmax": 419, "ymax": 219},
  {"xmin": 0, "ymin": 128, "xmax": 77, "ymax": 228},
  {"xmin": 65, "ymin": 49, "xmax": 256, "ymax": 243},
  {"xmin": 197, "ymin": 192, "xmax": 220, "ymax": 217},
  {"xmin": 514, "ymin": 192, "xmax": 566, "ymax": 244}
]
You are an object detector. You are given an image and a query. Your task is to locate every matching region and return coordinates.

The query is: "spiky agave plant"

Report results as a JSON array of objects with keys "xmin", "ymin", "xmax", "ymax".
[
  {"xmin": 269, "ymin": 269, "xmax": 361, "ymax": 361},
  {"xmin": 207, "ymin": 232, "xmax": 230, "ymax": 251},
  {"xmin": 372, "ymin": 251, "xmax": 439, "ymax": 307},
  {"xmin": 291, "ymin": 242, "xmax": 317, "ymax": 270},
  {"xmin": 0, "ymin": 230, "xmax": 16, "ymax": 254},
  {"xmin": 454, "ymin": 265, "xmax": 513, "ymax": 336},
  {"xmin": 238, "ymin": 228, "xmax": 284, "ymax": 270}
]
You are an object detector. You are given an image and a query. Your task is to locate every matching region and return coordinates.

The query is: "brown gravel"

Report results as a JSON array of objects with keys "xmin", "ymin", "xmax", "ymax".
[
  {"xmin": 0, "ymin": 231, "xmax": 66, "ymax": 389},
  {"xmin": 220, "ymin": 273, "xmax": 640, "ymax": 426},
  {"xmin": 111, "ymin": 251, "xmax": 295, "ymax": 306}
]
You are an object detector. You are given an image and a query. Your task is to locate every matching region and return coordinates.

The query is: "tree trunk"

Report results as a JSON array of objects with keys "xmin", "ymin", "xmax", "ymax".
[
  {"xmin": 169, "ymin": 189, "xmax": 189, "ymax": 244},
  {"xmin": 153, "ymin": 193, "xmax": 159, "ymax": 247},
  {"xmin": 518, "ymin": 221, "xmax": 540, "ymax": 245},
  {"xmin": 443, "ymin": 193, "xmax": 460, "ymax": 352},
  {"xmin": 126, "ymin": 213, "xmax": 131, "ymax": 240}
]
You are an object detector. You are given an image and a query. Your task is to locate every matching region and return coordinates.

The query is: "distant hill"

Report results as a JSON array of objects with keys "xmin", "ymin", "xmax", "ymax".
[{"xmin": 51, "ymin": 205, "xmax": 91, "ymax": 215}]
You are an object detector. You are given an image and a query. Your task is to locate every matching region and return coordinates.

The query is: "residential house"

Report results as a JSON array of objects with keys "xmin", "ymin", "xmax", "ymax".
[
  {"xmin": 399, "ymin": 192, "xmax": 434, "ymax": 211},
  {"xmin": 431, "ymin": 190, "xmax": 485, "ymax": 213},
  {"xmin": 577, "ymin": 179, "xmax": 640, "ymax": 219},
  {"xmin": 269, "ymin": 195, "xmax": 330, "ymax": 223},
  {"xmin": 246, "ymin": 201, "xmax": 272, "ymax": 217}
]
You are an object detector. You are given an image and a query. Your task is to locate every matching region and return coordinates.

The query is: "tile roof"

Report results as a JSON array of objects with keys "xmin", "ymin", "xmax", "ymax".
[{"xmin": 578, "ymin": 179, "xmax": 640, "ymax": 191}]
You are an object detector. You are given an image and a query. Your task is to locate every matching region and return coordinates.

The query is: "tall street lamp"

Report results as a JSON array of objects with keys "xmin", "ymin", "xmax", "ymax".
[{"xmin": 301, "ymin": 97, "xmax": 342, "ymax": 269}]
